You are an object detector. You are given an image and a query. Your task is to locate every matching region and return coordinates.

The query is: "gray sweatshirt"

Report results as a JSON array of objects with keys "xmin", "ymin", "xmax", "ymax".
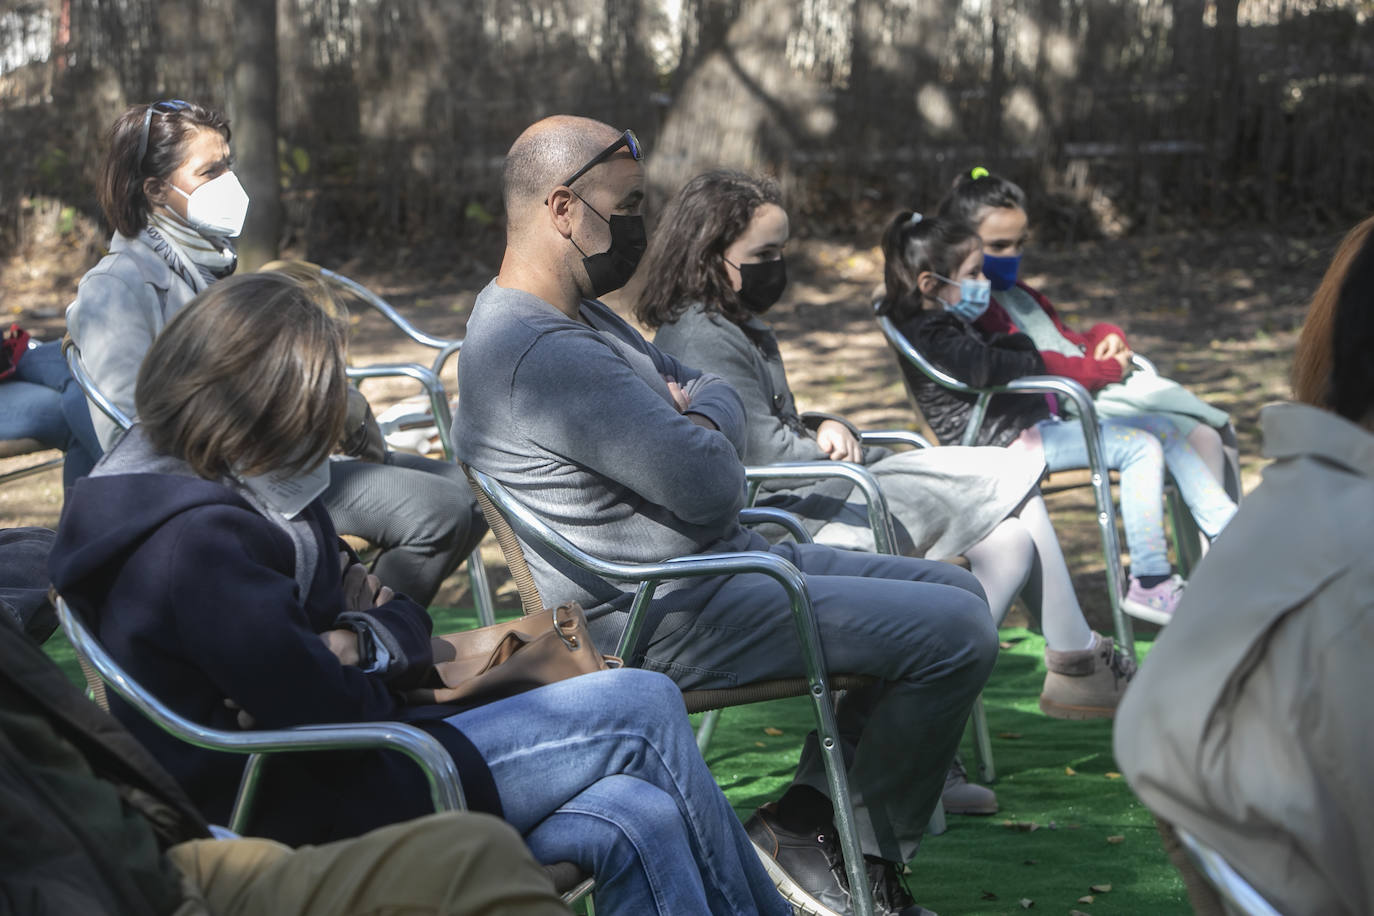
[{"xmin": 455, "ymin": 281, "xmax": 761, "ymax": 625}]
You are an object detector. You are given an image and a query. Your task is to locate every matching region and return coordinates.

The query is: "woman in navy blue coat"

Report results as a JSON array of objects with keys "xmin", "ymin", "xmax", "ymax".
[{"xmin": 50, "ymin": 270, "xmax": 788, "ymax": 916}]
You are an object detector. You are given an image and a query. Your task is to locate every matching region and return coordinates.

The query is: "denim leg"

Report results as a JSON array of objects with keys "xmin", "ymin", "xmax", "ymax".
[
  {"xmin": 523, "ymin": 777, "xmax": 712, "ymax": 914},
  {"xmin": 640, "ymin": 544, "xmax": 997, "ymax": 862},
  {"xmin": 0, "ymin": 380, "xmax": 68, "ymax": 445},
  {"xmin": 1035, "ymin": 418, "xmax": 1171, "ymax": 577},
  {"xmin": 448, "ymin": 668, "xmax": 789, "ymax": 916},
  {"xmin": 1110, "ymin": 415, "xmax": 1237, "ymax": 538}
]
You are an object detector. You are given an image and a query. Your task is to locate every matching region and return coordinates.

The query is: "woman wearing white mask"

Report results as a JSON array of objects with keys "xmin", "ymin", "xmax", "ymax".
[{"xmin": 66, "ymin": 101, "xmax": 487, "ymax": 607}]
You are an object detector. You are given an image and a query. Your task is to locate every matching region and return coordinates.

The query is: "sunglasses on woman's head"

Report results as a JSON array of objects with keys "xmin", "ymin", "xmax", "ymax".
[{"xmin": 137, "ymin": 99, "xmax": 194, "ymax": 172}]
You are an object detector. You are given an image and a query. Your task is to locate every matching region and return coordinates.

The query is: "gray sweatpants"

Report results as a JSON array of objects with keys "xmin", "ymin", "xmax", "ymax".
[{"xmin": 323, "ymin": 452, "xmax": 486, "ymax": 606}]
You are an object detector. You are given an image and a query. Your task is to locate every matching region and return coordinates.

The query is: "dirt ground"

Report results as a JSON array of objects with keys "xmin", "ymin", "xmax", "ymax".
[{"xmin": 0, "ymin": 225, "xmax": 1340, "ymax": 631}]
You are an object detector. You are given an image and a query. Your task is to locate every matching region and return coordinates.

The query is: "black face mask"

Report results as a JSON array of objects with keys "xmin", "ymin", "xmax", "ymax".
[
  {"xmin": 571, "ymin": 194, "xmax": 646, "ymax": 298},
  {"xmin": 731, "ymin": 256, "xmax": 788, "ymax": 314}
]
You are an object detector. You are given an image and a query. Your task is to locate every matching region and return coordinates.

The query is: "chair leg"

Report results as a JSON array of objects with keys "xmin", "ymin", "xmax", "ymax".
[
  {"xmin": 694, "ymin": 707, "xmax": 723, "ymax": 755},
  {"xmin": 1165, "ymin": 483, "xmax": 1204, "ymax": 580},
  {"xmin": 926, "ymin": 798, "xmax": 947, "ymax": 835},
  {"xmin": 468, "ymin": 550, "xmax": 496, "ymax": 628},
  {"xmin": 970, "ymin": 694, "xmax": 995, "ymax": 784}
]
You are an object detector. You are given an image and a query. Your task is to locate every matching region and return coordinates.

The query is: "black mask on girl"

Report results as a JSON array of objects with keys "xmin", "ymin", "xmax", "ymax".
[
  {"xmin": 728, "ymin": 256, "xmax": 788, "ymax": 314},
  {"xmin": 571, "ymin": 193, "xmax": 647, "ymax": 298}
]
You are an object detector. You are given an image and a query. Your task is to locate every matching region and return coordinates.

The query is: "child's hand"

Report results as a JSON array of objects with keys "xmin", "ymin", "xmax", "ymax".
[
  {"xmin": 816, "ymin": 420, "xmax": 862, "ymax": 463},
  {"xmin": 1092, "ymin": 333, "xmax": 1128, "ymax": 362}
]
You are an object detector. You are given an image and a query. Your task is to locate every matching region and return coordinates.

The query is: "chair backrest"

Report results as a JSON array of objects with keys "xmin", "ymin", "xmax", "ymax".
[
  {"xmin": 62, "ymin": 337, "xmax": 134, "ymax": 431},
  {"xmin": 874, "ymin": 310, "xmax": 999, "ymax": 447},
  {"xmin": 463, "ymin": 465, "xmax": 547, "ymax": 617},
  {"xmin": 1174, "ymin": 827, "xmax": 1284, "ymax": 916}
]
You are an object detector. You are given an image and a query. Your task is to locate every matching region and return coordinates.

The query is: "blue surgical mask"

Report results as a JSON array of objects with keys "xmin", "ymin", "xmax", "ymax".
[
  {"xmin": 981, "ymin": 253, "xmax": 1021, "ymax": 291},
  {"xmin": 933, "ymin": 272, "xmax": 991, "ymax": 323}
]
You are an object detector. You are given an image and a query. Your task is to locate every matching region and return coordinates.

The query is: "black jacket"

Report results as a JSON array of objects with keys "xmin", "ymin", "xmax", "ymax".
[
  {"xmin": 49, "ymin": 464, "xmax": 500, "ymax": 846},
  {"xmin": 892, "ymin": 308, "xmax": 1052, "ymax": 447}
]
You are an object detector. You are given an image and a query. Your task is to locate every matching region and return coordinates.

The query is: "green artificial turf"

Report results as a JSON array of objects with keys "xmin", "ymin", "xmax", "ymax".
[
  {"xmin": 696, "ymin": 627, "xmax": 1189, "ymax": 916},
  {"xmin": 45, "ymin": 608, "xmax": 1187, "ymax": 915}
]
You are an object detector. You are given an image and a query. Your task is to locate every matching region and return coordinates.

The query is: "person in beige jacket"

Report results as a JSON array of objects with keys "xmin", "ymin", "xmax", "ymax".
[{"xmin": 1113, "ymin": 213, "xmax": 1374, "ymax": 916}]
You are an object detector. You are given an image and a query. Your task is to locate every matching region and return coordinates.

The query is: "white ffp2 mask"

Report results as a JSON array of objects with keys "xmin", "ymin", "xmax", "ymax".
[{"xmin": 171, "ymin": 170, "xmax": 250, "ymax": 238}]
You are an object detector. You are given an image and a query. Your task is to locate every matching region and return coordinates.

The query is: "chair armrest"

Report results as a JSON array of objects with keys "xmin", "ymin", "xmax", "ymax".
[
  {"xmin": 859, "ymin": 429, "xmax": 933, "ymax": 450},
  {"xmin": 739, "ymin": 507, "xmax": 814, "ymax": 544},
  {"xmin": 56, "ymin": 599, "xmax": 466, "ymax": 824},
  {"xmin": 347, "ymin": 363, "xmax": 455, "ymax": 461},
  {"xmin": 744, "ymin": 461, "xmax": 897, "ymax": 554}
]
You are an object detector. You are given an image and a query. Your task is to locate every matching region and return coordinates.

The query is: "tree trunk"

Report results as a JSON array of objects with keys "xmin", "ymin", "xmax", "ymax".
[{"xmin": 232, "ymin": 0, "xmax": 280, "ymax": 271}]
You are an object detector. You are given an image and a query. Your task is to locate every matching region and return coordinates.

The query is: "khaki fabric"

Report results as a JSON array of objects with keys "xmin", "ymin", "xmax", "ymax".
[
  {"xmin": 1115, "ymin": 402, "xmax": 1374, "ymax": 916},
  {"xmin": 168, "ymin": 812, "xmax": 570, "ymax": 916}
]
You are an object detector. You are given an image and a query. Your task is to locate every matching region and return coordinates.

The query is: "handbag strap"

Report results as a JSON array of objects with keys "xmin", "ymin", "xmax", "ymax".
[{"xmin": 462, "ymin": 464, "xmax": 546, "ymax": 617}]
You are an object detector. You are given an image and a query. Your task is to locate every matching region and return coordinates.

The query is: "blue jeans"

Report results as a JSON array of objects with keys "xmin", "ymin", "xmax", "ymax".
[
  {"xmin": 1036, "ymin": 415, "xmax": 1236, "ymax": 577},
  {"xmin": 620, "ymin": 542, "xmax": 997, "ymax": 864},
  {"xmin": 448, "ymin": 668, "xmax": 789, "ymax": 916},
  {"xmin": 0, "ymin": 341, "xmax": 100, "ymax": 487}
]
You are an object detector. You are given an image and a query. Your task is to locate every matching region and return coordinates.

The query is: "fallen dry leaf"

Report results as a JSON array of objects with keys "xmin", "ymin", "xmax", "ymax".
[
  {"xmin": 1090, "ymin": 883, "xmax": 1112, "ymax": 893},
  {"xmin": 979, "ymin": 891, "xmax": 998, "ymax": 901},
  {"xmin": 1019, "ymin": 898, "xmax": 1034, "ymax": 909},
  {"xmin": 1065, "ymin": 766, "xmax": 1077, "ymax": 776},
  {"xmin": 1106, "ymin": 835, "xmax": 1125, "ymax": 844},
  {"xmin": 754, "ymin": 741, "xmax": 766, "ymax": 747},
  {"xmin": 1002, "ymin": 820, "xmax": 1040, "ymax": 832},
  {"xmin": 998, "ymin": 640, "xmax": 1013, "ymax": 649},
  {"xmin": 1105, "ymin": 772, "xmax": 1123, "ymax": 780},
  {"xmin": 1078, "ymin": 894, "xmax": 1095, "ymax": 904},
  {"xmin": 763, "ymin": 727, "xmax": 783, "ymax": 736},
  {"xmin": 997, "ymin": 732, "xmax": 1024, "ymax": 740}
]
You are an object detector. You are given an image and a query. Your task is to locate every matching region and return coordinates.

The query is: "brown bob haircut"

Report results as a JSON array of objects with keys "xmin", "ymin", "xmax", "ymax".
[
  {"xmin": 1292, "ymin": 213, "xmax": 1374, "ymax": 426},
  {"xmin": 135, "ymin": 271, "xmax": 350, "ymax": 480},
  {"xmin": 98, "ymin": 101, "xmax": 231, "ymax": 238}
]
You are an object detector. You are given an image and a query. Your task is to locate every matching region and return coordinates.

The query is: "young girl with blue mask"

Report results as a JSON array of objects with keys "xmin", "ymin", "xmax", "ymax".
[
  {"xmin": 879, "ymin": 212, "xmax": 1237, "ymax": 624},
  {"xmin": 938, "ymin": 168, "xmax": 1242, "ymax": 502}
]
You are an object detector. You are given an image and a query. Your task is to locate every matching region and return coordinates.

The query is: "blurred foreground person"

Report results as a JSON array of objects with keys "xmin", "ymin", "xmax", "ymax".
[{"xmin": 1114, "ymin": 213, "xmax": 1374, "ymax": 916}]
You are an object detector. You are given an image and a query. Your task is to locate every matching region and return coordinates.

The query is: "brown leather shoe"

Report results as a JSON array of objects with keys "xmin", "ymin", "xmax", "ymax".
[{"xmin": 1039, "ymin": 632, "xmax": 1137, "ymax": 719}]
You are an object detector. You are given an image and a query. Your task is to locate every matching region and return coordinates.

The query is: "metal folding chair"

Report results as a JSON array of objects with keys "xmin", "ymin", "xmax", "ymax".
[
  {"xmin": 0, "ymin": 437, "xmax": 63, "ymax": 485},
  {"xmin": 1175, "ymin": 827, "xmax": 1284, "ymax": 916},
  {"xmin": 876, "ymin": 311, "xmax": 1144, "ymax": 654},
  {"xmin": 464, "ymin": 464, "xmax": 886, "ymax": 916}
]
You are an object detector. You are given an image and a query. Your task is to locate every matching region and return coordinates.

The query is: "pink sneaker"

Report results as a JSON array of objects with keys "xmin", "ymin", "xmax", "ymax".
[{"xmin": 1122, "ymin": 574, "xmax": 1185, "ymax": 625}]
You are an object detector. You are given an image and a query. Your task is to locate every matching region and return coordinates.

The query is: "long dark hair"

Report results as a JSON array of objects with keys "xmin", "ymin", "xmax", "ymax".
[
  {"xmin": 876, "ymin": 212, "xmax": 982, "ymax": 319},
  {"xmin": 98, "ymin": 101, "xmax": 231, "ymax": 238},
  {"xmin": 936, "ymin": 167, "xmax": 1027, "ymax": 231},
  {"xmin": 634, "ymin": 169, "xmax": 782, "ymax": 330},
  {"xmin": 1292, "ymin": 213, "xmax": 1374, "ymax": 425}
]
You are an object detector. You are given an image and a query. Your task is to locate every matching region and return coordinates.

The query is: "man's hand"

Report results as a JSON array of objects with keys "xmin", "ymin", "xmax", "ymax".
[
  {"xmin": 815, "ymin": 419, "xmax": 862, "ymax": 463},
  {"xmin": 664, "ymin": 377, "xmax": 691, "ymax": 413}
]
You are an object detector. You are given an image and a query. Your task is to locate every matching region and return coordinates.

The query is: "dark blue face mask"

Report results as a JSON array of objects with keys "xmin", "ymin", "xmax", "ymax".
[{"xmin": 981, "ymin": 253, "xmax": 1022, "ymax": 291}]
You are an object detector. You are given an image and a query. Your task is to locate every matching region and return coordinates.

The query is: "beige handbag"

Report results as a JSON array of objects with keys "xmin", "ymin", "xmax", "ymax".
[{"xmin": 407, "ymin": 602, "xmax": 620, "ymax": 706}]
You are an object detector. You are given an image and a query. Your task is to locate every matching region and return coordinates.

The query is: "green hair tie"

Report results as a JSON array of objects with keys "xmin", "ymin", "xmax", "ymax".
[{"xmin": 970, "ymin": 166, "xmax": 990, "ymax": 180}]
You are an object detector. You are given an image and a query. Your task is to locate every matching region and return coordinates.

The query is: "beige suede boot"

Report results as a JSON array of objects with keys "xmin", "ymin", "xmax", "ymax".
[{"xmin": 1039, "ymin": 632, "xmax": 1137, "ymax": 719}]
